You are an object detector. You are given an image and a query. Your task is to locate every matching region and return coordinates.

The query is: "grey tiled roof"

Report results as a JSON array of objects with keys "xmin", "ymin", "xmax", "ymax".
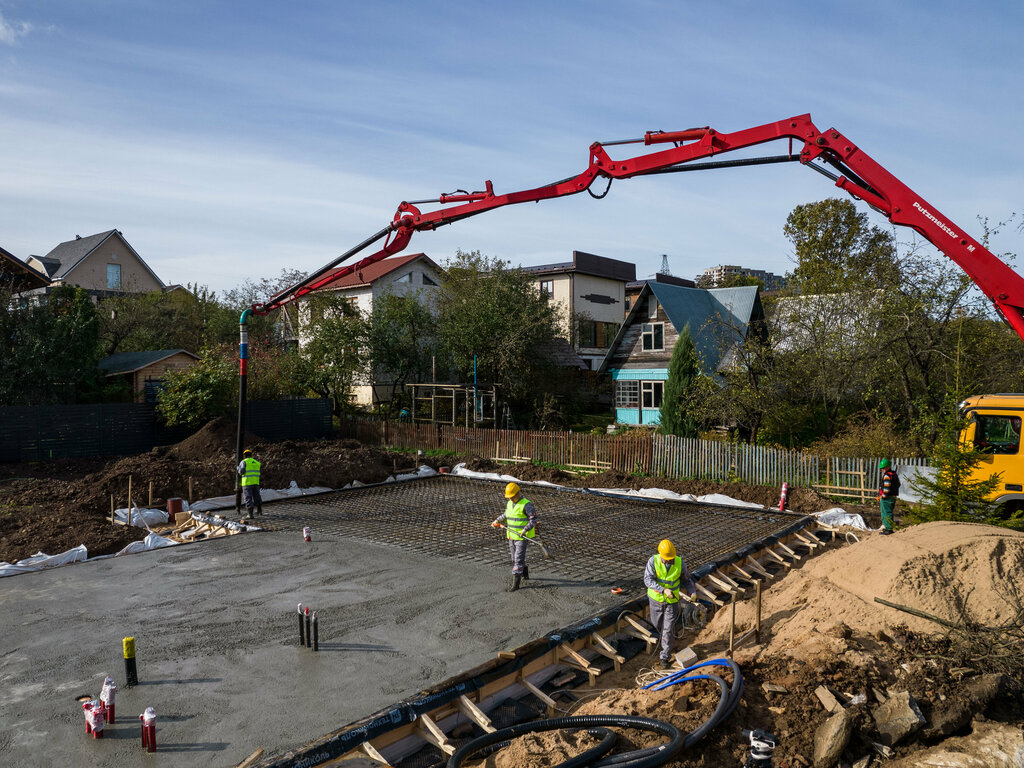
[
  {"xmin": 44, "ymin": 230, "xmax": 118, "ymax": 279},
  {"xmin": 98, "ymin": 349, "xmax": 197, "ymax": 375}
]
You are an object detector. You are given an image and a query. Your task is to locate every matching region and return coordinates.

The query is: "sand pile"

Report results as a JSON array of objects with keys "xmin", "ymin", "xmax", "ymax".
[{"xmin": 695, "ymin": 522, "xmax": 1024, "ymax": 659}]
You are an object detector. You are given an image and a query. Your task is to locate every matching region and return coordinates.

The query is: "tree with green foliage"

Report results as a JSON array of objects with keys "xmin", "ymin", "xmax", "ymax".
[
  {"xmin": 155, "ymin": 344, "xmax": 237, "ymax": 427},
  {"xmin": 366, "ymin": 289, "xmax": 437, "ymax": 408},
  {"xmin": 659, "ymin": 324, "xmax": 701, "ymax": 436},
  {"xmin": 908, "ymin": 404, "xmax": 1005, "ymax": 526},
  {"xmin": 434, "ymin": 250, "xmax": 561, "ymax": 412},
  {"xmin": 0, "ymin": 285, "xmax": 105, "ymax": 405},
  {"xmin": 296, "ymin": 292, "xmax": 367, "ymax": 417}
]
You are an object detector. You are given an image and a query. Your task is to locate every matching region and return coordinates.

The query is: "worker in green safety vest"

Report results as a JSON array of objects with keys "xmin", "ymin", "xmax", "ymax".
[
  {"xmin": 236, "ymin": 448, "xmax": 263, "ymax": 520},
  {"xmin": 491, "ymin": 482, "xmax": 538, "ymax": 592},
  {"xmin": 644, "ymin": 539, "xmax": 696, "ymax": 670}
]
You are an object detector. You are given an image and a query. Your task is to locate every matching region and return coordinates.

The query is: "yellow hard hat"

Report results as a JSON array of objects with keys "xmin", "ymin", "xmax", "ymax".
[
  {"xmin": 504, "ymin": 482, "xmax": 520, "ymax": 499},
  {"xmin": 243, "ymin": 449, "xmax": 253, "ymax": 458},
  {"xmin": 658, "ymin": 539, "xmax": 676, "ymax": 560}
]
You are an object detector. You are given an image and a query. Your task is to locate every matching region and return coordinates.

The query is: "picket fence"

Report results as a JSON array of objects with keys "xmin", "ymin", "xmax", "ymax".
[{"xmin": 341, "ymin": 420, "xmax": 931, "ymax": 501}]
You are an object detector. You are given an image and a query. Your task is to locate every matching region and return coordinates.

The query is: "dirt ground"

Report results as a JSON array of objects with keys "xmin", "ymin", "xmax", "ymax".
[{"xmin": 0, "ymin": 420, "xmax": 874, "ymax": 565}]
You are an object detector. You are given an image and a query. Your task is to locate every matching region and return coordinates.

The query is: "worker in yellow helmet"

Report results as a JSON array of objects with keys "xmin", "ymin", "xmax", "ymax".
[
  {"xmin": 491, "ymin": 482, "xmax": 538, "ymax": 592},
  {"xmin": 644, "ymin": 539, "xmax": 696, "ymax": 670},
  {"xmin": 236, "ymin": 448, "xmax": 263, "ymax": 520}
]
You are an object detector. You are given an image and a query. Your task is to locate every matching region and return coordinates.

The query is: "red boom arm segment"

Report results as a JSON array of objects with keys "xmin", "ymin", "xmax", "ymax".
[{"xmin": 255, "ymin": 114, "xmax": 1024, "ymax": 342}]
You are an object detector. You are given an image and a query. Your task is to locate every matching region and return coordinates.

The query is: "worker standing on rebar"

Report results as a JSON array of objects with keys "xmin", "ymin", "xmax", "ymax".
[
  {"xmin": 237, "ymin": 448, "xmax": 263, "ymax": 520},
  {"xmin": 878, "ymin": 459, "xmax": 900, "ymax": 535},
  {"xmin": 644, "ymin": 539, "xmax": 696, "ymax": 670},
  {"xmin": 491, "ymin": 482, "xmax": 537, "ymax": 592}
]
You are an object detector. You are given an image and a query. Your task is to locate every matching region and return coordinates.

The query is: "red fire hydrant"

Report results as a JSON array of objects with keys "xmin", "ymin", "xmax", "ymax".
[
  {"xmin": 100, "ymin": 676, "xmax": 117, "ymax": 724},
  {"xmin": 139, "ymin": 707, "xmax": 156, "ymax": 752},
  {"xmin": 778, "ymin": 482, "xmax": 789, "ymax": 512},
  {"xmin": 83, "ymin": 699, "xmax": 106, "ymax": 738}
]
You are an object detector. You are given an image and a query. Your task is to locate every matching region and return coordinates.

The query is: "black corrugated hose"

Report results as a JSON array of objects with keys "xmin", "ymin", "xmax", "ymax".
[{"xmin": 446, "ymin": 658, "xmax": 742, "ymax": 768}]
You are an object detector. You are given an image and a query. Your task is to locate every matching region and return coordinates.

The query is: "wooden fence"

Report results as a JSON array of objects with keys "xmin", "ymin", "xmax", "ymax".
[{"xmin": 341, "ymin": 420, "xmax": 931, "ymax": 501}]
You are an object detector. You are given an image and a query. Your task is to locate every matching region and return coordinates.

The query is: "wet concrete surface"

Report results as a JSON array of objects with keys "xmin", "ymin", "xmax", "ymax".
[{"xmin": 0, "ymin": 529, "xmax": 618, "ymax": 767}]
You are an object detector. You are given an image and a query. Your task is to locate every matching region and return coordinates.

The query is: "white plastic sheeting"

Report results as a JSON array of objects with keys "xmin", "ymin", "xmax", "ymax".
[
  {"xmin": 113, "ymin": 506, "xmax": 169, "ymax": 527},
  {"xmin": 898, "ymin": 464, "xmax": 936, "ymax": 505},
  {"xmin": 451, "ymin": 463, "xmax": 773, "ymax": 510},
  {"xmin": 0, "ymin": 545, "xmax": 88, "ymax": 577},
  {"xmin": 187, "ymin": 480, "xmax": 333, "ymax": 512},
  {"xmin": 814, "ymin": 507, "xmax": 870, "ymax": 530}
]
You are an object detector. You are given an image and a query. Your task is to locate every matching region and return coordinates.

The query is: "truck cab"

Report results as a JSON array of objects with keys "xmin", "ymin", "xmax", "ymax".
[{"xmin": 959, "ymin": 394, "xmax": 1024, "ymax": 510}]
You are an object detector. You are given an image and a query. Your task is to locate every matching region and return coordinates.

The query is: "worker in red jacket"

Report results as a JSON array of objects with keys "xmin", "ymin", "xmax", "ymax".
[{"xmin": 878, "ymin": 459, "xmax": 900, "ymax": 535}]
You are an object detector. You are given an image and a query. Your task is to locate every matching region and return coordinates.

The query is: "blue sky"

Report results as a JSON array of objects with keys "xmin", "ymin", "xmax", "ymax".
[{"xmin": 1, "ymin": 1, "xmax": 1022, "ymax": 295}]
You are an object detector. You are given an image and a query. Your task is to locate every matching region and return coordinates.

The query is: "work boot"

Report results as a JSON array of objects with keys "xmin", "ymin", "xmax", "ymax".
[
  {"xmin": 522, "ymin": 565, "xmax": 530, "ymax": 580},
  {"xmin": 257, "ymin": 507, "xmax": 263, "ymax": 517},
  {"xmin": 506, "ymin": 575, "xmax": 521, "ymax": 592},
  {"xmin": 659, "ymin": 658, "xmax": 673, "ymax": 670}
]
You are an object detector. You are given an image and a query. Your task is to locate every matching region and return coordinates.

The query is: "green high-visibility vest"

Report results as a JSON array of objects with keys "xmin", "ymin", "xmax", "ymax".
[
  {"xmin": 648, "ymin": 556, "xmax": 682, "ymax": 604},
  {"xmin": 504, "ymin": 498, "xmax": 535, "ymax": 540},
  {"xmin": 240, "ymin": 458, "xmax": 261, "ymax": 487}
]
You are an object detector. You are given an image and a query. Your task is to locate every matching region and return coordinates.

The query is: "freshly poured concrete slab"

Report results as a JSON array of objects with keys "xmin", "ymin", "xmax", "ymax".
[{"xmin": 0, "ymin": 531, "xmax": 618, "ymax": 767}]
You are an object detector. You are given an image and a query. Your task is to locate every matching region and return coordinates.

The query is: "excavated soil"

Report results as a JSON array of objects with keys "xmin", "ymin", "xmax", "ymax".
[
  {"xmin": 1, "ymin": 426, "xmax": 871, "ymax": 565},
  {"xmin": 0, "ymin": 418, "xmax": 422, "ymax": 563}
]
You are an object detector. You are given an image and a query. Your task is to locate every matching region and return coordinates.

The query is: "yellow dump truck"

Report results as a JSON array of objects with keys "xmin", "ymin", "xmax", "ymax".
[{"xmin": 959, "ymin": 394, "xmax": 1024, "ymax": 512}]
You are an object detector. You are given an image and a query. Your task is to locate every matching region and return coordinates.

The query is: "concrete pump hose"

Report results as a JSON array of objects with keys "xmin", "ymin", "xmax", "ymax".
[{"xmin": 446, "ymin": 715, "xmax": 684, "ymax": 768}]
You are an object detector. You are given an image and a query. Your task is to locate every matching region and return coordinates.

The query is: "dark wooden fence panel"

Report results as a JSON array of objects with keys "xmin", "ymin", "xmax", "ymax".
[{"xmin": 0, "ymin": 399, "xmax": 332, "ymax": 462}]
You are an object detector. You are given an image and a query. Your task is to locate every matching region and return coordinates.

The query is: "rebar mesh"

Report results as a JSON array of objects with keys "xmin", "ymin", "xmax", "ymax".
[{"xmin": 257, "ymin": 476, "xmax": 807, "ymax": 584}]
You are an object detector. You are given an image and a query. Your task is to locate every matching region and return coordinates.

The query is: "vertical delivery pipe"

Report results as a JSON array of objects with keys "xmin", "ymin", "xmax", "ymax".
[{"xmin": 235, "ymin": 309, "xmax": 253, "ymax": 515}]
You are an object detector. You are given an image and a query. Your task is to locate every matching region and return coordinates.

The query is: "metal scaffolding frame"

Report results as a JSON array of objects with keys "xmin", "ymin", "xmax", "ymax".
[{"xmin": 405, "ymin": 383, "xmax": 498, "ymax": 428}]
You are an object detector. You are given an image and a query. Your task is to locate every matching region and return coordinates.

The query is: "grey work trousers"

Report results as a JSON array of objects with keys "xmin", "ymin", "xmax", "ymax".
[
  {"xmin": 242, "ymin": 486, "xmax": 263, "ymax": 514},
  {"xmin": 507, "ymin": 539, "xmax": 528, "ymax": 575},
  {"xmin": 649, "ymin": 598, "xmax": 679, "ymax": 662}
]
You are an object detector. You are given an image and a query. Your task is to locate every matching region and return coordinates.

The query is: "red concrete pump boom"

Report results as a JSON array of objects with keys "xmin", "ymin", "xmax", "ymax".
[{"xmin": 254, "ymin": 114, "xmax": 1024, "ymax": 341}]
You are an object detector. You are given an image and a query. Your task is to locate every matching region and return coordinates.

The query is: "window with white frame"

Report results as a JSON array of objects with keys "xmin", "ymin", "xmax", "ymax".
[
  {"xmin": 615, "ymin": 380, "xmax": 639, "ymax": 408},
  {"xmin": 641, "ymin": 381, "xmax": 663, "ymax": 408},
  {"xmin": 648, "ymin": 295, "xmax": 658, "ymax": 318},
  {"xmin": 107, "ymin": 263, "xmax": 121, "ymax": 290},
  {"xmin": 641, "ymin": 323, "xmax": 664, "ymax": 351},
  {"xmin": 540, "ymin": 280, "xmax": 554, "ymax": 298}
]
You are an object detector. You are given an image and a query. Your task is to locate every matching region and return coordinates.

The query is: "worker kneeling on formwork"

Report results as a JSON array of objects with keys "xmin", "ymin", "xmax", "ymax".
[
  {"xmin": 644, "ymin": 539, "xmax": 696, "ymax": 670},
  {"xmin": 492, "ymin": 482, "xmax": 538, "ymax": 592}
]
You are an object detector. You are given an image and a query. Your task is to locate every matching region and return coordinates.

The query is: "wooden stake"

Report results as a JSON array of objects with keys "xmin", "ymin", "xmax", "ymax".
[
  {"xmin": 110, "ymin": 494, "xmax": 115, "ymax": 525},
  {"xmin": 728, "ymin": 594, "xmax": 736, "ymax": 655},
  {"xmin": 128, "ymin": 475, "xmax": 132, "ymax": 511},
  {"xmin": 188, "ymin": 476, "xmax": 193, "ymax": 502},
  {"xmin": 755, "ymin": 580, "xmax": 762, "ymax": 643},
  {"xmin": 148, "ymin": 480, "xmax": 153, "ymax": 507},
  {"xmin": 234, "ymin": 747, "xmax": 265, "ymax": 768}
]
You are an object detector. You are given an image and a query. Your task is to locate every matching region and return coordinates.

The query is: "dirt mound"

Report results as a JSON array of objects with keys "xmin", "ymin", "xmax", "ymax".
[
  {"xmin": 691, "ymin": 522, "xmax": 1024, "ymax": 659},
  {"xmin": 167, "ymin": 416, "xmax": 257, "ymax": 462}
]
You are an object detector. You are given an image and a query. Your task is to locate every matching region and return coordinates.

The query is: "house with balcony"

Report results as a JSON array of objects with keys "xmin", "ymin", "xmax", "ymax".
[
  {"xmin": 522, "ymin": 251, "xmax": 635, "ymax": 370},
  {"xmin": 599, "ymin": 282, "xmax": 763, "ymax": 426}
]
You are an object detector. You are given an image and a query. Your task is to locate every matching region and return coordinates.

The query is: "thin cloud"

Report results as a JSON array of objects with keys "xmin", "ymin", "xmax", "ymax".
[{"xmin": 0, "ymin": 10, "xmax": 31, "ymax": 45}]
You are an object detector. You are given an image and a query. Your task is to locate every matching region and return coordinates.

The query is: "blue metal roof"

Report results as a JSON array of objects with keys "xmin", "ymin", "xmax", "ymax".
[{"xmin": 648, "ymin": 283, "xmax": 760, "ymax": 373}]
